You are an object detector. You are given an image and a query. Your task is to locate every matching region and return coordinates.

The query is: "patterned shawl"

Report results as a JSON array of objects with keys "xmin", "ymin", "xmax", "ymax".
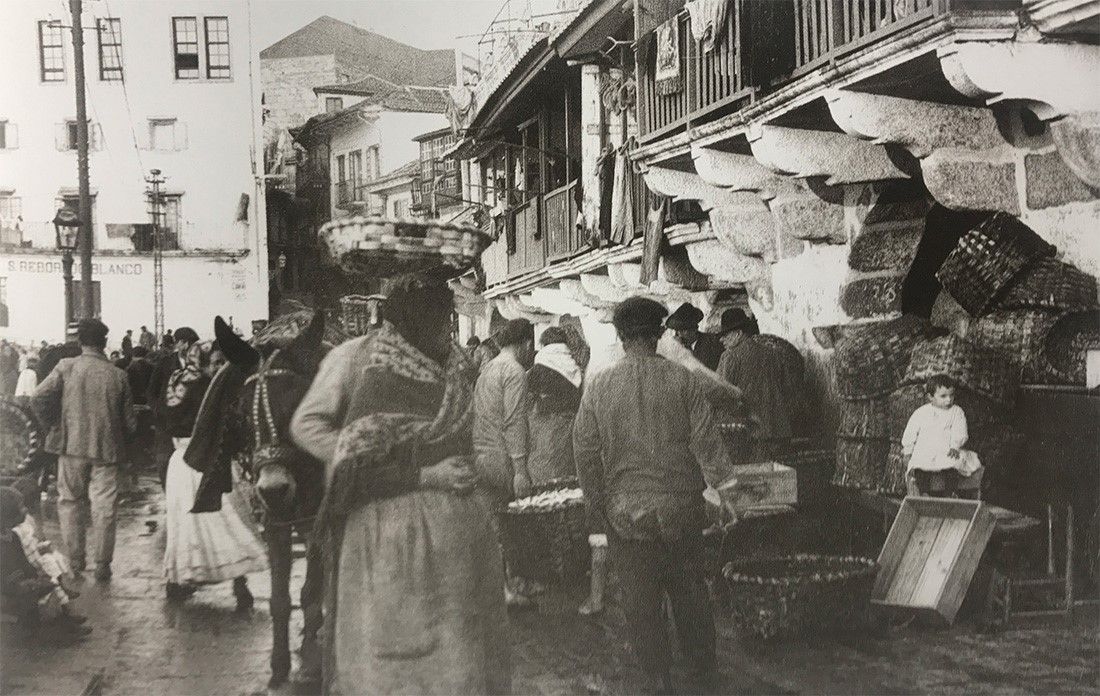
[{"xmin": 316, "ymin": 323, "xmax": 476, "ymax": 529}]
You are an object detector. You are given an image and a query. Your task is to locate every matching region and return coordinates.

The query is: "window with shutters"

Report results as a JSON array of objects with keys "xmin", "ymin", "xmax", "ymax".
[
  {"xmin": 204, "ymin": 17, "xmax": 230, "ymax": 79},
  {"xmin": 59, "ymin": 120, "xmax": 102, "ymax": 151},
  {"xmin": 97, "ymin": 18, "xmax": 123, "ymax": 81},
  {"xmin": 172, "ymin": 17, "xmax": 200, "ymax": 79},
  {"xmin": 39, "ymin": 21, "xmax": 65, "ymax": 82},
  {"xmin": 161, "ymin": 194, "xmax": 182, "ymax": 249},
  {"xmin": 325, "ymin": 97, "xmax": 343, "ymax": 113},
  {"xmin": 0, "ymin": 194, "xmax": 21, "ymax": 222}
]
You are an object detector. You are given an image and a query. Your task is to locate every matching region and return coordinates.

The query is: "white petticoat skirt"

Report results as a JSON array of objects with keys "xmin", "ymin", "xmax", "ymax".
[{"xmin": 163, "ymin": 437, "xmax": 268, "ymax": 585}]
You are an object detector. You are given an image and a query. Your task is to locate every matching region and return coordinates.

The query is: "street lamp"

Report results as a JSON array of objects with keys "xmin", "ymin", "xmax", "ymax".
[{"xmin": 53, "ymin": 208, "xmax": 81, "ymax": 335}]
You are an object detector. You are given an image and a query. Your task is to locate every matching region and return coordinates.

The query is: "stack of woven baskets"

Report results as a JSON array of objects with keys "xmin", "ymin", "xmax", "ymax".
[
  {"xmin": 832, "ymin": 315, "xmax": 938, "ymax": 490},
  {"xmin": 938, "ymin": 213, "xmax": 1099, "ymax": 386}
]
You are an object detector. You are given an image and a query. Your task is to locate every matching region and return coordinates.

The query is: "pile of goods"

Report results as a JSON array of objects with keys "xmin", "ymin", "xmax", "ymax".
[
  {"xmin": 832, "ymin": 212, "xmax": 1098, "ymax": 497},
  {"xmin": 498, "ymin": 479, "xmax": 589, "ymax": 586},
  {"xmin": 0, "ymin": 398, "xmax": 40, "ymax": 480},
  {"xmin": 722, "ymin": 554, "xmax": 877, "ymax": 640}
]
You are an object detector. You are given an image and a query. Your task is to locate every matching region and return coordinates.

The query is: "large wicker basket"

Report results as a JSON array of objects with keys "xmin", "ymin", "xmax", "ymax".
[
  {"xmin": 834, "ymin": 315, "xmax": 935, "ymax": 399},
  {"xmin": 1027, "ymin": 309, "xmax": 1100, "ymax": 385},
  {"xmin": 497, "ymin": 478, "xmax": 590, "ymax": 587},
  {"xmin": 832, "ymin": 436, "xmax": 890, "ymax": 490},
  {"xmin": 936, "ymin": 212, "xmax": 1056, "ymax": 317},
  {"xmin": 0, "ymin": 398, "xmax": 40, "ymax": 479},
  {"xmin": 998, "ymin": 258, "xmax": 1098, "ymax": 313},
  {"xmin": 902, "ymin": 334, "xmax": 1020, "ymax": 407},
  {"xmin": 339, "ymin": 294, "xmax": 380, "ymax": 337},
  {"xmin": 320, "ymin": 216, "xmax": 491, "ymax": 281},
  {"xmin": 969, "ymin": 310, "xmax": 1059, "ymax": 369},
  {"xmin": 722, "ymin": 555, "xmax": 878, "ymax": 640},
  {"xmin": 837, "ymin": 397, "xmax": 890, "ymax": 439}
]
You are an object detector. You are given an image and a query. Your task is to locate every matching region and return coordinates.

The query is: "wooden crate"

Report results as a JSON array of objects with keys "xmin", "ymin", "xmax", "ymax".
[
  {"xmin": 872, "ymin": 497, "xmax": 996, "ymax": 624},
  {"xmin": 717, "ymin": 462, "xmax": 797, "ymax": 513}
]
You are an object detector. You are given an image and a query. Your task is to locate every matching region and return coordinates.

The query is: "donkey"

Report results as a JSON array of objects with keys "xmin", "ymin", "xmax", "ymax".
[{"xmin": 190, "ymin": 311, "xmax": 337, "ymax": 688}]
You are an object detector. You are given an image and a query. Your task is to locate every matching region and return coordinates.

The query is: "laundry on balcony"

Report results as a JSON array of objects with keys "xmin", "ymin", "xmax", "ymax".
[
  {"xmin": 685, "ymin": 0, "xmax": 733, "ymax": 53},
  {"xmin": 609, "ymin": 145, "xmax": 635, "ymax": 246},
  {"xmin": 654, "ymin": 17, "xmax": 682, "ymax": 95}
]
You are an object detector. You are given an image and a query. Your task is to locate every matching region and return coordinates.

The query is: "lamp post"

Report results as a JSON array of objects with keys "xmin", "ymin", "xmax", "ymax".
[{"xmin": 53, "ymin": 208, "xmax": 81, "ymax": 336}]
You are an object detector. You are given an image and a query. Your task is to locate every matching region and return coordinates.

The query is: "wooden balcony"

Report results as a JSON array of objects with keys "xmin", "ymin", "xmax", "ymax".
[
  {"xmin": 544, "ymin": 179, "xmax": 582, "ymax": 261},
  {"xmin": 637, "ymin": 0, "xmax": 950, "ymax": 141}
]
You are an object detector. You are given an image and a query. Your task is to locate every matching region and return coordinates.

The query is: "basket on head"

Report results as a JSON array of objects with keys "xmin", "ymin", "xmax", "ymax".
[
  {"xmin": 936, "ymin": 213, "xmax": 1056, "ymax": 317},
  {"xmin": 1027, "ymin": 309, "xmax": 1100, "ymax": 385},
  {"xmin": 320, "ymin": 216, "xmax": 492, "ymax": 282},
  {"xmin": 997, "ymin": 258, "xmax": 1098, "ymax": 313},
  {"xmin": 833, "ymin": 315, "xmax": 935, "ymax": 399},
  {"xmin": 903, "ymin": 334, "xmax": 1020, "ymax": 407}
]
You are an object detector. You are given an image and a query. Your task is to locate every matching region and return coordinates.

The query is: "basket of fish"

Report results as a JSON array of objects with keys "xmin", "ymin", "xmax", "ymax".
[{"xmin": 498, "ymin": 479, "xmax": 590, "ymax": 586}]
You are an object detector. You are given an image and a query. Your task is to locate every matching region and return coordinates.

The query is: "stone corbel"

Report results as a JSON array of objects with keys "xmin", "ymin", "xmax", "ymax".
[
  {"xmin": 559, "ymin": 278, "xmax": 612, "ymax": 311},
  {"xmin": 527, "ymin": 287, "xmax": 590, "ymax": 317},
  {"xmin": 608, "ymin": 262, "xmax": 646, "ymax": 292},
  {"xmin": 1050, "ymin": 112, "xmax": 1100, "ymax": 188},
  {"xmin": 685, "ymin": 239, "xmax": 767, "ymax": 284},
  {"xmin": 690, "ymin": 145, "xmax": 780, "ymax": 194},
  {"xmin": 641, "ymin": 166, "xmax": 743, "ymax": 210},
  {"xmin": 497, "ymin": 295, "xmax": 554, "ymax": 323},
  {"xmin": 747, "ymin": 124, "xmax": 910, "ymax": 185},
  {"xmin": 767, "ymin": 178, "xmax": 848, "ymax": 244},
  {"xmin": 580, "ymin": 272, "xmax": 629, "ymax": 304},
  {"xmin": 938, "ymin": 42, "xmax": 1100, "ymax": 121}
]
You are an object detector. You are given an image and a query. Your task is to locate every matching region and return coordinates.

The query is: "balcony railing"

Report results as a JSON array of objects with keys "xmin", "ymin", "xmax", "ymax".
[
  {"xmin": 544, "ymin": 180, "xmax": 582, "ymax": 261},
  {"xmin": 638, "ymin": 0, "xmax": 946, "ymax": 140}
]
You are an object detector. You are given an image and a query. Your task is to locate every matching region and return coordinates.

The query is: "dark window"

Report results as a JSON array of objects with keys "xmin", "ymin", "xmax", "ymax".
[
  {"xmin": 39, "ymin": 21, "xmax": 65, "ymax": 82},
  {"xmin": 67, "ymin": 121, "xmax": 79, "ymax": 150},
  {"xmin": 203, "ymin": 17, "xmax": 230, "ymax": 79},
  {"xmin": 172, "ymin": 17, "xmax": 200, "ymax": 79},
  {"xmin": 97, "ymin": 18, "xmax": 123, "ymax": 81},
  {"xmin": 325, "ymin": 97, "xmax": 343, "ymax": 113}
]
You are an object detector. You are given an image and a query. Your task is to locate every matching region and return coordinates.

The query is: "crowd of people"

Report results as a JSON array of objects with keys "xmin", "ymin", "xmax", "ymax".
[
  {"xmin": 0, "ymin": 294, "xmax": 806, "ymax": 692},
  {"xmin": 0, "ymin": 318, "xmax": 266, "ymax": 647}
]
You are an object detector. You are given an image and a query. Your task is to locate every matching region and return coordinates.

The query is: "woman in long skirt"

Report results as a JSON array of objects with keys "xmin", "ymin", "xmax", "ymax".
[{"xmin": 162, "ymin": 343, "xmax": 267, "ymax": 607}]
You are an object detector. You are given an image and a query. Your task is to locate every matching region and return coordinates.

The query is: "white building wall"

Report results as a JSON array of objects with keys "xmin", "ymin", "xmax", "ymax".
[
  {"xmin": 0, "ymin": 0, "xmax": 268, "ymax": 343},
  {"xmin": 375, "ymin": 111, "xmax": 447, "ymax": 174}
]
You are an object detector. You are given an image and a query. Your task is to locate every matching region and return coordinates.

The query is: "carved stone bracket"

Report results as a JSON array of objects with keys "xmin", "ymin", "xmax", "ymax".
[
  {"xmin": 580, "ymin": 272, "xmax": 629, "ymax": 304},
  {"xmin": 641, "ymin": 166, "xmax": 744, "ymax": 210},
  {"xmin": 707, "ymin": 193, "xmax": 779, "ymax": 261},
  {"xmin": 559, "ymin": 278, "xmax": 612, "ymax": 311},
  {"xmin": 938, "ymin": 42, "xmax": 1100, "ymax": 121},
  {"xmin": 767, "ymin": 178, "xmax": 849, "ymax": 243},
  {"xmin": 608, "ymin": 262, "xmax": 646, "ymax": 291},
  {"xmin": 526, "ymin": 287, "xmax": 590, "ymax": 317},
  {"xmin": 496, "ymin": 295, "xmax": 554, "ymax": 323},
  {"xmin": 690, "ymin": 145, "xmax": 780, "ymax": 193},
  {"xmin": 747, "ymin": 124, "xmax": 911, "ymax": 185},
  {"xmin": 685, "ymin": 239, "xmax": 768, "ymax": 284},
  {"xmin": 1050, "ymin": 111, "xmax": 1100, "ymax": 188}
]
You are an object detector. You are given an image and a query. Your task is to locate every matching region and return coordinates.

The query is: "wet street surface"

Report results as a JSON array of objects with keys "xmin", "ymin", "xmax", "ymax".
[{"xmin": 2, "ymin": 475, "xmax": 1097, "ymax": 695}]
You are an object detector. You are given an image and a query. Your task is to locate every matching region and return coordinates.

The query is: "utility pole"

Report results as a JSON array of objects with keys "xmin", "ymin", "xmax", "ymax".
[
  {"xmin": 145, "ymin": 170, "xmax": 167, "ymax": 339},
  {"xmin": 69, "ymin": 0, "xmax": 95, "ymax": 319}
]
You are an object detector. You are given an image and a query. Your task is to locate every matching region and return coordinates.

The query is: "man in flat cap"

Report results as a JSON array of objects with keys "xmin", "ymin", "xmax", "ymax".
[
  {"xmin": 32, "ymin": 318, "xmax": 135, "ymax": 581},
  {"xmin": 716, "ymin": 308, "xmax": 793, "ymax": 459},
  {"xmin": 665, "ymin": 302, "xmax": 724, "ymax": 371},
  {"xmin": 573, "ymin": 297, "xmax": 728, "ymax": 693}
]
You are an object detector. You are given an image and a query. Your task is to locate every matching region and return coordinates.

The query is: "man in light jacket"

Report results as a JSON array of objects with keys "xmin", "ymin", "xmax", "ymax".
[{"xmin": 32, "ymin": 318, "xmax": 136, "ymax": 581}]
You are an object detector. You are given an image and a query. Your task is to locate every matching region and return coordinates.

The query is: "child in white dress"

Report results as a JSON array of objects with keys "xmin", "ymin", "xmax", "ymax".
[{"xmin": 902, "ymin": 374, "xmax": 983, "ymax": 498}]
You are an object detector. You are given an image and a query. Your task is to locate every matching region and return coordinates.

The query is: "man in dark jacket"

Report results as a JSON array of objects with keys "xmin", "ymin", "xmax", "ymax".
[
  {"xmin": 665, "ymin": 302, "xmax": 724, "ymax": 371},
  {"xmin": 31, "ymin": 319, "xmax": 136, "ymax": 581},
  {"xmin": 146, "ymin": 327, "xmax": 199, "ymax": 487},
  {"xmin": 120, "ymin": 330, "xmax": 133, "ymax": 361}
]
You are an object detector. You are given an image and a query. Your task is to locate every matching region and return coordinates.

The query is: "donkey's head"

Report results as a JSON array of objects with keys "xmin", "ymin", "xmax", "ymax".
[{"xmin": 214, "ymin": 312, "xmax": 328, "ymax": 517}]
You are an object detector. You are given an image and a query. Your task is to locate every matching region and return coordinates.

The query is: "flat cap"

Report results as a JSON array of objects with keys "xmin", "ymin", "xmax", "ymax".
[{"xmin": 613, "ymin": 297, "xmax": 668, "ymax": 333}]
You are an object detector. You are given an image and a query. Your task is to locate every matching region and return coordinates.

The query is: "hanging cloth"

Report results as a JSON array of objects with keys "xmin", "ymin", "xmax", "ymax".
[
  {"xmin": 640, "ymin": 195, "xmax": 667, "ymax": 285},
  {"xmin": 654, "ymin": 18, "xmax": 682, "ymax": 96},
  {"xmin": 685, "ymin": 0, "xmax": 733, "ymax": 53},
  {"xmin": 609, "ymin": 147, "xmax": 634, "ymax": 246},
  {"xmin": 593, "ymin": 145, "xmax": 616, "ymax": 247}
]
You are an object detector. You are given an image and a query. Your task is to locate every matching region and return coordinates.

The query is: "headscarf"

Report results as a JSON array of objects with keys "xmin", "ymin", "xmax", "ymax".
[
  {"xmin": 165, "ymin": 341, "xmax": 212, "ymax": 408},
  {"xmin": 533, "ymin": 343, "xmax": 583, "ymax": 388}
]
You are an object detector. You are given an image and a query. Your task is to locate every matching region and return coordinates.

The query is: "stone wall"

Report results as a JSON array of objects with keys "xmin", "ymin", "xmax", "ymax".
[{"xmin": 261, "ymin": 54, "xmax": 341, "ymax": 141}]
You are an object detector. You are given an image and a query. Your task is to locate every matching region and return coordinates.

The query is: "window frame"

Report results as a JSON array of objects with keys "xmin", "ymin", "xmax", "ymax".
[
  {"xmin": 97, "ymin": 18, "xmax": 123, "ymax": 81},
  {"xmin": 0, "ymin": 121, "xmax": 8, "ymax": 150},
  {"xmin": 203, "ymin": 16, "xmax": 230, "ymax": 80},
  {"xmin": 172, "ymin": 17, "xmax": 201, "ymax": 80},
  {"xmin": 148, "ymin": 118, "xmax": 177, "ymax": 151},
  {"xmin": 325, "ymin": 96, "xmax": 344, "ymax": 113},
  {"xmin": 38, "ymin": 20, "xmax": 66, "ymax": 83}
]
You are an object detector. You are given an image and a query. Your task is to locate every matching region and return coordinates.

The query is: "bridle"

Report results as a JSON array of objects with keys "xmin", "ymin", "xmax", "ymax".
[{"xmin": 242, "ymin": 348, "xmax": 315, "ymax": 527}]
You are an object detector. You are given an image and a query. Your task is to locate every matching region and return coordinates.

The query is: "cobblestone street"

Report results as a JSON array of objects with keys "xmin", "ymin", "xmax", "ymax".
[{"xmin": 1, "ymin": 475, "xmax": 1097, "ymax": 696}]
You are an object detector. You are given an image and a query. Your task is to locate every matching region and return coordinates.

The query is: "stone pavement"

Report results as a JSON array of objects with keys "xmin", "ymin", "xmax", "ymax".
[{"xmin": 2, "ymin": 475, "xmax": 1097, "ymax": 695}]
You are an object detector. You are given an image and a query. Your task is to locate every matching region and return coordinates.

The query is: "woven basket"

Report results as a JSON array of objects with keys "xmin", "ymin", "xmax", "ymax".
[
  {"xmin": 1027, "ymin": 310, "xmax": 1100, "ymax": 385},
  {"xmin": 888, "ymin": 383, "xmax": 1003, "ymax": 440},
  {"xmin": 832, "ymin": 436, "xmax": 890, "ymax": 490},
  {"xmin": 936, "ymin": 213, "xmax": 1056, "ymax": 316},
  {"xmin": 0, "ymin": 398, "xmax": 40, "ymax": 478},
  {"xmin": 848, "ymin": 226, "xmax": 923, "ymax": 273},
  {"xmin": 498, "ymin": 480, "xmax": 590, "ymax": 586},
  {"xmin": 834, "ymin": 315, "xmax": 935, "ymax": 399},
  {"xmin": 840, "ymin": 274, "xmax": 906, "ymax": 319},
  {"xmin": 881, "ymin": 440, "xmax": 908, "ymax": 496},
  {"xmin": 722, "ymin": 555, "xmax": 877, "ymax": 640},
  {"xmin": 998, "ymin": 258, "xmax": 1098, "ymax": 312},
  {"xmin": 903, "ymin": 334, "xmax": 1020, "ymax": 406},
  {"xmin": 754, "ymin": 334, "xmax": 804, "ymax": 377},
  {"xmin": 969, "ymin": 310, "xmax": 1060, "ymax": 369},
  {"xmin": 255, "ymin": 308, "xmax": 350, "ymax": 348},
  {"xmin": 837, "ymin": 398, "xmax": 890, "ymax": 439},
  {"xmin": 339, "ymin": 294, "xmax": 380, "ymax": 338},
  {"xmin": 320, "ymin": 216, "xmax": 492, "ymax": 281}
]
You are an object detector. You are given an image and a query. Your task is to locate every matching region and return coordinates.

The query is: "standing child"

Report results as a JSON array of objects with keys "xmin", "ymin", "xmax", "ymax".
[{"xmin": 902, "ymin": 374, "xmax": 983, "ymax": 498}]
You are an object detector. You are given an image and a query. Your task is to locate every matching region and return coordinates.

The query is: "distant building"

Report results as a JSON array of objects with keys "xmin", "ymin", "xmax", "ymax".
[
  {"xmin": 413, "ymin": 128, "xmax": 465, "ymax": 220},
  {"xmin": 362, "ymin": 161, "xmax": 419, "ymax": 219},
  {"xmin": 0, "ymin": 0, "xmax": 268, "ymax": 344}
]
